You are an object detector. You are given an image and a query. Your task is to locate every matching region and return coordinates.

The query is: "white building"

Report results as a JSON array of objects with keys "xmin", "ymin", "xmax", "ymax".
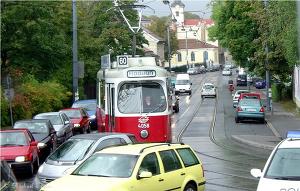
[{"xmin": 170, "ymin": 0, "xmax": 220, "ymax": 68}]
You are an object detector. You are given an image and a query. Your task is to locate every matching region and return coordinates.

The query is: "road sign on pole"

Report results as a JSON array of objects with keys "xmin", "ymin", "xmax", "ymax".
[{"xmin": 101, "ymin": 54, "xmax": 111, "ymax": 70}]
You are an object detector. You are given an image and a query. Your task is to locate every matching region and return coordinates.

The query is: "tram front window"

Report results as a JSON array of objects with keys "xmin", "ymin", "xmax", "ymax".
[{"xmin": 118, "ymin": 83, "xmax": 167, "ymax": 114}]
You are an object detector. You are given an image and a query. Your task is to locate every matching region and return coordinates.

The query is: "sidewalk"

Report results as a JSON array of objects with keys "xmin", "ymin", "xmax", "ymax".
[{"xmin": 232, "ymin": 101, "xmax": 300, "ymax": 150}]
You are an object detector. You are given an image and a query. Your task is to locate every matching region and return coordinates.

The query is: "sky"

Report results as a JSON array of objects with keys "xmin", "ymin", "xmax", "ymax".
[{"xmin": 141, "ymin": 0, "xmax": 212, "ymax": 18}]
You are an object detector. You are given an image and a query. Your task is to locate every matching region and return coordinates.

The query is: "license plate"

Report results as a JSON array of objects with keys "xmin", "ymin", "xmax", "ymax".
[{"xmin": 247, "ymin": 108, "xmax": 256, "ymax": 112}]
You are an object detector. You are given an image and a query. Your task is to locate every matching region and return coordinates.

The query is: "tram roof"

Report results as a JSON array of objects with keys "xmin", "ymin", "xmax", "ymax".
[{"xmin": 97, "ymin": 57, "xmax": 170, "ymax": 79}]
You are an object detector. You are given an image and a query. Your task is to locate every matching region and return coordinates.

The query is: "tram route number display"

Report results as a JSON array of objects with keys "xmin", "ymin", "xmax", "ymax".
[{"xmin": 127, "ymin": 70, "xmax": 156, "ymax": 78}]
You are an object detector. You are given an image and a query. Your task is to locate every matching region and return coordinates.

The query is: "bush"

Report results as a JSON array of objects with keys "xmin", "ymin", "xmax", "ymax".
[{"xmin": 8, "ymin": 75, "xmax": 72, "ymax": 122}]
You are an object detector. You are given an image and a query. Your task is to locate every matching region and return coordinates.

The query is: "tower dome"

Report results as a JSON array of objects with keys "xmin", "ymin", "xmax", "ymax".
[{"xmin": 171, "ymin": 0, "xmax": 185, "ymax": 25}]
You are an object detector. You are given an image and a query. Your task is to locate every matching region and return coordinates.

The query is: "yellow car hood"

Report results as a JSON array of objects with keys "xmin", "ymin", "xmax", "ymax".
[{"xmin": 41, "ymin": 175, "xmax": 129, "ymax": 191}]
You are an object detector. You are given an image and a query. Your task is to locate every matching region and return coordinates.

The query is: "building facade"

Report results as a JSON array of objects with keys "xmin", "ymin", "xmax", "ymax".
[{"xmin": 294, "ymin": 65, "xmax": 300, "ymax": 109}]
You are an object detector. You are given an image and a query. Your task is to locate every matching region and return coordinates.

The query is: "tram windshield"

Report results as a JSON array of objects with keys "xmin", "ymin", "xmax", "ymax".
[{"xmin": 118, "ymin": 82, "xmax": 167, "ymax": 114}]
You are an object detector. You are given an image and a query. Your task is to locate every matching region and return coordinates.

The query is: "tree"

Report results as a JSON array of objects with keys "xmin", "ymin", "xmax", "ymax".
[
  {"xmin": 145, "ymin": 16, "xmax": 178, "ymax": 62},
  {"xmin": 1, "ymin": 1, "xmax": 72, "ymax": 84},
  {"xmin": 184, "ymin": 12, "xmax": 200, "ymax": 19}
]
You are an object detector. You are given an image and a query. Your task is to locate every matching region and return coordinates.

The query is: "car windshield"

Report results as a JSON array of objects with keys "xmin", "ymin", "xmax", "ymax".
[
  {"xmin": 118, "ymin": 82, "xmax": 166, "ymax": 114},
  {"xmin": 176, "ymin": 80, "xmax": 190, "ymax": 85},
  {"xmin": 61, "ymin": 110, "xmax": 81, "ymax": 119},
  {"xmin": 47, "ymin": 139, "xmax": 95, "ymax": 162},
  {"xmin": 204, "ymin": 85, "xmax": 214, "ymax": 89},
  {"xmin": 14, "ymin": 122, "xmax": 49, "ymax": 134},
  {"xmin": 0, "ymin": 132, "xmax": 28, "ymax": 146},
  {"xmin": 265, "ymin": 148, "xmax": 300, "ymax": 180},
  {"xmin": 35, "ymin": 115, "xmax": 62, "ymax": 125},
  {"xmin": 72, "ymin": 101, "xmax": 96, "ymax": 111},
  {"xmin": 72, "ymin": 153, "xmax": 138, "ymax": 178}
]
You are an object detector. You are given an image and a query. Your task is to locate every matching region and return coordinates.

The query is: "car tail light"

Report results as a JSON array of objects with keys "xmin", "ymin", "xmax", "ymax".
[
  {"xmin": 259, "ymin": 107, "xmax": 265, "ymax": 112},
  {"xmin": 237, "ymin": 107, "xmax": 243, "ymax": 112}
]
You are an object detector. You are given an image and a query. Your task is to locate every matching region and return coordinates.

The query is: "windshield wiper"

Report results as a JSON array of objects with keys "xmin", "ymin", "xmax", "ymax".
[
  {"xmin": 272, "ymin": 176, "xmax": 300, "ymax": 180},
  {"xmin": 73, "ymin": 143, "xmax": 94, "ymax": 165}
]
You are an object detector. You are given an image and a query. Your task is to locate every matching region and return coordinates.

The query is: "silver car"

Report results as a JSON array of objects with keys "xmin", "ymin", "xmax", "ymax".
[
  {"xmin": 33, "ymin": 112, "xmax": 73, "ymax": 145},
  {"xmin": 37, "ymin": 133, "xmax": 137, "ymax": 185}
]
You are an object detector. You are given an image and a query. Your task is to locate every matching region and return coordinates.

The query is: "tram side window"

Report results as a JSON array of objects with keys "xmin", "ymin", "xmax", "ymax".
[{"xmin": 118, "ymin": 83, "xmax": 166, "ymax": 114}]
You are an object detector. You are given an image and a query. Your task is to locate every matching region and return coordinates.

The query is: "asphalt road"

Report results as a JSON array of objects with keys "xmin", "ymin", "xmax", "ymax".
[
  {"xmin": 172, "ymin": 71, "xmax": 273, "ymax": 191},
  {"xmin": 17, "ymin": 70, "xmax": 274, "ymax": 191}
]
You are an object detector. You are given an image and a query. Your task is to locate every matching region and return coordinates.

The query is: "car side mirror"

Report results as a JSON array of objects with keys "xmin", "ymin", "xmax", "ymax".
[
  {"xmin": 30, "ymin": 141, "xmax": 38, "ymax": 147},
  {"xmin": 37, "ymin": 142, "xmax": 47, "ymax": 149},
  {"xmin": 250, "ymin": 168, "xmax": 262, "ymax": 178},
  {"xmin": 137, "ymin": 171, "xmax": 152, "ymax": 180}
]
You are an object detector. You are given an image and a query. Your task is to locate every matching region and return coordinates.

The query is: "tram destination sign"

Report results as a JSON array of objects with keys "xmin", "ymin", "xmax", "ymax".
[{"xmin": 127, "ymin": 70, "xmax": 156, "ymax": 78}]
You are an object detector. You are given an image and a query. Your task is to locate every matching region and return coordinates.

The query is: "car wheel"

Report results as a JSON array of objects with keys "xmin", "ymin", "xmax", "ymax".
[
  {"xmin": 235, "ymin": 117, "xmax": 240, "ymax": 123},
  {"xmin": 184, "ymin": 183, "xmax": 197, "ymax": 191},
  {"xmin": 201, "ymin": 95, "xmax": 204, "ymax": 99},
  {"xmin": 175, "ymin": 106, "xmax": 179, "ymax": 113},
  {"xmin": 87, "ymin": 125, "xmax": 91, "ymax": 133}
]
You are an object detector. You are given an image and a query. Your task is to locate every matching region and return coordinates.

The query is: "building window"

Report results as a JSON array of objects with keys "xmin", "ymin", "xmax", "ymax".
[
  {"xmin": 178, "ymin": 53, "xmax": 182, "ymax": 62},
  {"xmin": 191, "ymin": 52, "xmax": 195, "ymax": 61},
  {"xmin": 176, "ymin": 11, "xmax": 179, "ymax": 16}
]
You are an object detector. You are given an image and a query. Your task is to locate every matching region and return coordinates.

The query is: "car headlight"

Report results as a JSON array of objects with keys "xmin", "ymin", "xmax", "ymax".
[
  {"xmin": 74, "ymin": 124, "xmax": 80, "ymax": 127},
  {"xmin": 89, "ymin": 115, "xmax": 96, "ymax": 119},
  {"xmin": 15, "ymin": 156, "xmax": 26, "ymax": 162}
]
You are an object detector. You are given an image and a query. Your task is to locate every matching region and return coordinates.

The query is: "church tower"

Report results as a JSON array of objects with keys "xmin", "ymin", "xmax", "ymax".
[{"xmin": 171, "ymin": 0, "xmax": 185, "ymax": 26}]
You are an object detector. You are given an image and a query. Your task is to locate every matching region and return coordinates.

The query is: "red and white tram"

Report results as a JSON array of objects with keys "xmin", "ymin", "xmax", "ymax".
[{"xmin": 97, "ymin": 56, "xmax": 173, "ymax": 142}]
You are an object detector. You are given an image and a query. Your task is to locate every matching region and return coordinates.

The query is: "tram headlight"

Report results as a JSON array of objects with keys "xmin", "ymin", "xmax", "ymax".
[{"xmin": 140, "ymin": 130, "xmax": 149, "ymax": 139}]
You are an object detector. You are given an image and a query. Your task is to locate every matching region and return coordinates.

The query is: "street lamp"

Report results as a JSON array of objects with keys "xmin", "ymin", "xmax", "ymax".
[{"xmin": 264, "ymin": 0, "xmax": 271, "ymax": 112}]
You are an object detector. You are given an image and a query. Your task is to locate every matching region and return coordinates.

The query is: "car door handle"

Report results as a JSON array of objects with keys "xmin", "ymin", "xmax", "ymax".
[
  {"xmin": 180, "ymin": 173, "xmax": 185, "ymax": 176},
  {"xmin": 158, "ymin": 178, "xmax": 164, "ymax": 182}
]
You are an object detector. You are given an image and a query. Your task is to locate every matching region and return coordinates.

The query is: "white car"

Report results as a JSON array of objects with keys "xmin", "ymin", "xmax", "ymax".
[
  {"xmin": 232, "ymin": 90, "xmax": 250, "ymax": 107},
  {"xmin": 250, "ymin": 131, "xmax": 300, "ymax": 191},
  {"xmin": 201, "ymin": 83, "xmax": 216, "ymax": 98},
  {"xmin": 222, "ymin": 68, "xmax": 232, "ymax": 76}
]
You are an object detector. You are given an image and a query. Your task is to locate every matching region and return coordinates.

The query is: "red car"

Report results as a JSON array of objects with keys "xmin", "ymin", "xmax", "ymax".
[
  {"xmin": 60, "ymin": 108, "xmax": 91, "ymax": 134},
  {"xmin": 0, "ymin": 129, "xmax": 40, "ymax": 175},
  {"xmin": 238, "ymin": 92, "xmax": 261, "ymax": 102}
]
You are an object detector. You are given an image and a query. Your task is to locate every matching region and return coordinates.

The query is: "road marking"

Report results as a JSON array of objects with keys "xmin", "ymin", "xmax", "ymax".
[{"xmin": 266, "ymin": 119, "xmax": 282, "ymax": 139}]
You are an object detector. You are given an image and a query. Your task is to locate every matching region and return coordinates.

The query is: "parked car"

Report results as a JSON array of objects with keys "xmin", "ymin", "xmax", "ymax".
[
  {"xmin": 251, "ymin": 131, "xmax": 300, "ymax": 191},
  {"xmin": 72, "ymin": 99, "xmax": 97, "ymax": 130},
  {"xmin": 232, "ymin": 90, "xmax": 250, "ymax": 108},
  {"xmin": 33, "ymin": 112, "xmax": 73, "ymax": 145},
  {"xmin": 40, "ymin": 143, "xmax": 206, "ymax": 191},
  {"xmin": 1, "ymin": 160, "xmax": 18, "ymax": 190},
  {"xmin": 201, "ymin": 83, "xmax": 217, "ymax": 98},
  {"xmin": 199, "ymin": 65, "xmax": 206, "ymax": 73},
  {"xmin": 236, "ymin": 74, "xmax": 247, "ymax": 86},
  {"xmin": 60, "ymin": 108, "xmax": 91, "ymax": 134},
  {"xmin": 235, "ymin": 99, "xmax": 265, "ymax": 123},
  {"xmin": 187, "ymin": 67, "xmax": 198, "ymax": 75},
  {"xmin": 13, "ymin": 119, "xmax": 57, "ymax": 162},
  {"xmin": 37, "ymin": 133, "xmax": 137, "ymax": 185},
  {"xmin": 0, "ymin": 129, "xmax": 40, "ymax": 175},
  {"xmin": 254, "ymin": 79, "xmax": 266, "ymax": 89},
  {"xmin": 222, "ymin": 68, "xmax": 232, "ymax": 76}
]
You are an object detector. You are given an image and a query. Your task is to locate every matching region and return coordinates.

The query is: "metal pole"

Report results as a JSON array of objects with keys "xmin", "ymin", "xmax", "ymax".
[
  {"xmin": 72, "ymin": 0, "xmax": 79, "ymax": 102},
  {"xmin": 7, "ymin": 76, "xmax": 13, "ymax": 127},
  {"xmin": 185, "ymin": 31, "xmax": 188, "ymax": 69},
  {"xmin": 167, "ymin": 27, "xmax": 171, "ymax": 71},
  {"xmin": 132, "ymin": 33, "xmax": 136, "ymax": 57},
  {"xmin": 264, "ymin": 0, "xmax": 271, "ymax": 111}
]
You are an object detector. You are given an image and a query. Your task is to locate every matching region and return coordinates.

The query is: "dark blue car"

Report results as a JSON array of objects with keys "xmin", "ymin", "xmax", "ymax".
[
  {"xmin": 254, "ymin": 79, "xmax": 266, "ymax": 89},
  {"xmin": 72, "ymin": 99, "xmax": 97, "ymax": 130}
]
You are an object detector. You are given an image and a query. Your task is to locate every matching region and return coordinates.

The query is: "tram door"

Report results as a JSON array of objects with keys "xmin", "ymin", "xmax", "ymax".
[{"xmin": 106, "ymin": 83, "xmax": 115, "ymax": 132}]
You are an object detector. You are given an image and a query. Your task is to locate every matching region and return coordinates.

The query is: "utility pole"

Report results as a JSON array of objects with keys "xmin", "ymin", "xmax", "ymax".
[
  {"xmin": 167, "ymin": 27, "xmax": 171, "ymax": 71},
  {"xmin": 264, "ymin": 0, "xmax": 271, "ymax": 112},
  {"xmin": 185, "ymin": 30, "xmax": 189, "ymax": 69},
  {"xmin": 72, "ymin": 0, "xmax": 79, "ymax": 102}
]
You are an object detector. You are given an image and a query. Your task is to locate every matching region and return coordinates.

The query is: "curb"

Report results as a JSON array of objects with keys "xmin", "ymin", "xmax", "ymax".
[{"xmin": 231, "ymin": 135, "xmax": 276, "ymax": 151}]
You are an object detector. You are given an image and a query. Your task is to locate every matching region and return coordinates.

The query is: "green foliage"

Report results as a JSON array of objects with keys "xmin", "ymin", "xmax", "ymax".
[
  {"xmin": 145, "ymin": 16, "xmax": 178, "ymax": 61},
  {"xmin": 184, "ymin": 12, "xmax": 200, "ymax": 19},
  {"xmin": 209, "ymin": 0, "xmax": 298, "ymax": 82},
  {"xmin": 1, "ymin": 87, "xmax": 11, "ymax": 127}
]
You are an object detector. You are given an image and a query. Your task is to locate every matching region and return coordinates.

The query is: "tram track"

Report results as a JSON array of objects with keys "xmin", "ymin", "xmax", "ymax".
[{"xmin": 174, "ymin": 73, "xmax": 261, "ymax": 191}]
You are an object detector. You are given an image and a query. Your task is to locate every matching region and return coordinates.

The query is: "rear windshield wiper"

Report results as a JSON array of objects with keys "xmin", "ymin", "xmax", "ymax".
[{"xmin": 272, "ymin": 176, "xmax": 300, "ymax": 180}]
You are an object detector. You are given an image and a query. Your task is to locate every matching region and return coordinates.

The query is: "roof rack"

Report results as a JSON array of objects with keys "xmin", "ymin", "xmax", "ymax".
[{"xmin": 139, "ymin": 143, "xmax": 184, "ymax": 153}]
